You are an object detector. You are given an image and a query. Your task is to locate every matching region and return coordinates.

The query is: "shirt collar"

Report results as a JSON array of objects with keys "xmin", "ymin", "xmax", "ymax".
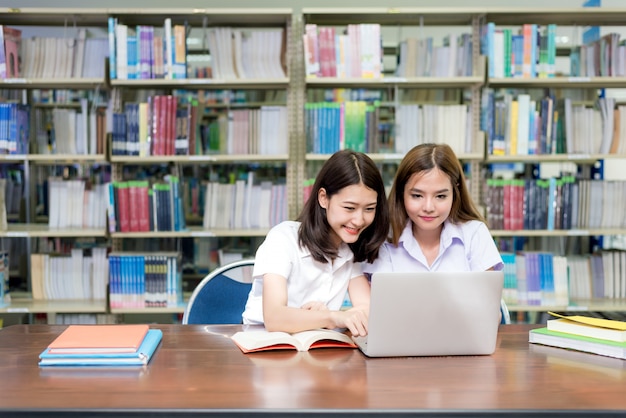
[
  {"xmin": 298, "ymin": 240, "xmax": 354, "ymax": 263},
  {"xmin": 399, "ymin": 219, "xmax": 465, "ymax": 249}
]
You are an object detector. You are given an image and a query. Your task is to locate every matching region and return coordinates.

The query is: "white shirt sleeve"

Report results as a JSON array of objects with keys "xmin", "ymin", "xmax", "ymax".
[{"xmin": 469, "ymin": 222, "xmax": 504, "ymax": 271}]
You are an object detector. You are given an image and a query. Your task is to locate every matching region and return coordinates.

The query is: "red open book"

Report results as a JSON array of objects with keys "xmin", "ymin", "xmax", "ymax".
[{"xmin": 231, "ymin": 329, "xmax": 357, "ymax": 353}]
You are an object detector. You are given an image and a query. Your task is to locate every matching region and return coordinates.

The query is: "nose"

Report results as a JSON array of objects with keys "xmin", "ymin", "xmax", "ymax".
[
  {"xmin": 423, "ymin": 197, "xmax": 435, "ymax": 212},
  {"xmin": 351, "ymin": 209, "xmax": 366, "ymax": 227}
]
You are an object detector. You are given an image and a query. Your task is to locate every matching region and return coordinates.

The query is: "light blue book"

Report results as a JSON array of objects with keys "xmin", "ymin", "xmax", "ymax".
[{"xmin": 38, "ymin": 329, "xmax": 162, "ymax": 367}]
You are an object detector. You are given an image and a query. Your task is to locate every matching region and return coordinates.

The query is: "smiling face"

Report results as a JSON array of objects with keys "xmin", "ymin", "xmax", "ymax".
[
  {"xmin": 318, "ymin": 183, "xmax": 378, "ymax": 249},
  {"xmin": 403, "ymin": 167, "xmax": 453, "ymax": 237}
]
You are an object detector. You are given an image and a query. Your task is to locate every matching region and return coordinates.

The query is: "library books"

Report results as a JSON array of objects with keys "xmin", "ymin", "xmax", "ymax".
[
  {"xmin": 47, "ymin": 324, "xmax": 149, "ymax": 354},
  {"xmin": 39, "ymin": 328, "xmax": 162, "ymax": 367},
  {"xmin": 547, "ymin": 312, "xmax": 626, "ymax": 343},
  {"xmin": 108, "ymin": 252, "xmax": 182, "ymax": 309},
  {"xmin": 231, "ymin": 329, "xmax": 357, "ymax": 353},
  {"xmin": 529, "ymin": 327, "xmax": 626, "ymax": 360}
]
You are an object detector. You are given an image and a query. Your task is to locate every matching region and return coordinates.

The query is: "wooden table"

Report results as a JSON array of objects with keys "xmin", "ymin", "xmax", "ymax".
[{"xmin": 1, "ymin": 324, "xmax": 626, "ymax": 417}]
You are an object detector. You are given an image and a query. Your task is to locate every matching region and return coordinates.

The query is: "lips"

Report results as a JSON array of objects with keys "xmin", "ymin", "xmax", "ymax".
[{"xmin": 344, "ymin": 226, "xmax": 360, "ymax": 235}]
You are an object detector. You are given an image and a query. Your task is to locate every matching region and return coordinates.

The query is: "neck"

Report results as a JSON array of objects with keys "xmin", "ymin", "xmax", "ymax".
[{"xmin": 413, "ymin": 225, "xmax": 442, "ymax": 248}]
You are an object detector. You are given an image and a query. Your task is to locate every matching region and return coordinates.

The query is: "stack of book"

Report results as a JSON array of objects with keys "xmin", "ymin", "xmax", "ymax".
[
  {"xmin": 38, "ymin": 324, "xmax": 162, "ymax": 367},
  {"xmin": 529, "ymin": 312, "xmax": 626, "ymax": 360}
]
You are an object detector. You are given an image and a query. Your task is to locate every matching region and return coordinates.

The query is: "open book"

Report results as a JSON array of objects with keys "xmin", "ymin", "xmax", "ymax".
[{"xmin": 231, "ymin": 329, "xmax": 357, "ymax": 353}]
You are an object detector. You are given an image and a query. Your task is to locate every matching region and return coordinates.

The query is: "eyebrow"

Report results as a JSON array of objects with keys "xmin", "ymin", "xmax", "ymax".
[
  {"xmin": 342, "ymin": 200, "xmax": 377, "ymax": 206},
  {"xmin": 409, "ymin": 187, "xmax": 450, "ymax": 194}
]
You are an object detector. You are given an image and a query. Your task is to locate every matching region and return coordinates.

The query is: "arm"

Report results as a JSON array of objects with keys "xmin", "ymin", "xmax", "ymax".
[{"xmin": 262, "ymin": 272, "xmax": 369, "ymax": 336}]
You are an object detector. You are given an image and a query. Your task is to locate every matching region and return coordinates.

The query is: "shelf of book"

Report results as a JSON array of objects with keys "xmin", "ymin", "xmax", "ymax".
[
  {"xmin": 481, "ymin": 7, "xmax": 626, "ymax": 321},
  {"xmin": 300, "ymin": 7, "xmax": 485, "ymax": 206},
  {"xmin": 110, "ymin": 155, "xmax": 289, "ymax": 164},
  {"xmin": 0, "ymin": 7, "xmax": 109, "ymax": 25},
  {"xmin": 301, "ymin": 7, "xmax": 482, "ymax": 26},
  {"xmin": 0, "ymin": 298, "xmax": 107, "ymax": 314},
  {"xmin": 99, "ymin": 6, "xmax": 297, "ymax": 322},
  {"xmin": 0, "ymin": 155, "xmax": 108, "ymax": 163},
  {"xmin": 111, "ymin": 79, "xmax": 290, "ymax": 90},
  {"xmin": 510, "ymin": 299, "xmax": 626, "ymax": 313},
  {"xmin": 110, "ymin": 227, "xmax": 270, "ymax": 239},
  {"xmin": 27, "ymin": 154, "xmax": 109, "ymax": 164},
  {"xmin": 483, "ymin": 7, "xmax": 626, "ymax": 26},
  {"xmin": 106, "ymin": 7, "xmax": 292, "ymax": 27},
  {"xmin": 491, "ymin": 229, "xmax": 626, "ymax": 237},
  {"xmin": 5, "ymin": 6, "xmax": 626, "ymax": 323},
  {"xmin": 305, "ymin": 77, "xmax": 483, "ymax": 89},
  {"xmin": 2, "ymin": 6, "xmax": 295, "ymax": 33},
  {"xmin": 109, "ymin": 304, "xmax": 187, "ymax": 315},
  {"xmin": 0, "ymin": 79, "xmax": 107, "ymax": 89},
  {"xmin": 486, "ymin": 154, "xmax": 626, "ymax": 163},
  {"xmin": 488, "ymin": 77, "xmax": 626, "ymax": 89},
  {"xmin": 307, "ymin": 151, "xmax": 485, "ymax": 162},
  {"xmin": 0, "ymin": 224, "xmax": 108, "ymax": 238}
]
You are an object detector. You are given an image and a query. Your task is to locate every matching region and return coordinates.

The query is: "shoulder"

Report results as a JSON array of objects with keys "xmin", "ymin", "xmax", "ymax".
[
  {"xmin": 267, "ymin": 221, "xmax": 300, "ymax": 240},
  {"xmin": 449, "ymin": 219, "xmax": 489, "ymax": 235},
  {"xmin": 444, "ymin": 220, "xmax": 492, "ymax": 245},
  {"xmin": 259, "ymin": 221, "xmax": 301, "ymax": 252}
]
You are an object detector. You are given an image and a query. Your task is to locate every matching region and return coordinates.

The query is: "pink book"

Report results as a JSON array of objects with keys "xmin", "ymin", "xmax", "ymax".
[
  {"xmin": 3, "ymin": 26, "xmax": 21, "ymax": 78},
  {"xmin": 47, "ymin": 324, "xmax": 149, "ymax": 354},
  {"xmin": 304, "ymin": 24, "xmax": 320, "ymax": 77}
]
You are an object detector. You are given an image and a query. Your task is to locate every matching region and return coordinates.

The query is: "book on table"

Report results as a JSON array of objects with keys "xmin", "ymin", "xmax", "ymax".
[
  {"xmin": 39, "ymin": 328, "xmax": 162, "ymax": 367},
  {"xmin": 46, "ymin": 324, "xmax": 149, "ymax": 354},
  {"xmin": 231, "ymin": 329, "xmax": 357, "ymax": 353},
  {"xmin": 546, "ymin": 311, "xmax": 626, "ymax": 343},
  {"xmin": 529, "ymin": 327, "xmax": 626, "ymax": 360}
]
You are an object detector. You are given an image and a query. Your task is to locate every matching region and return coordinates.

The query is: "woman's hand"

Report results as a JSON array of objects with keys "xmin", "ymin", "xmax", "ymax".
[{"xmin": 331, "ymin": 308, "xmax": 368, "ymax": 337}]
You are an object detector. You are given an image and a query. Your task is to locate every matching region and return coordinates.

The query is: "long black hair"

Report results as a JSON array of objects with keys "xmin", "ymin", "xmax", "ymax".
[{"xmin": 297, "ymin": 149, "xmax": 389, "ymax": 263}]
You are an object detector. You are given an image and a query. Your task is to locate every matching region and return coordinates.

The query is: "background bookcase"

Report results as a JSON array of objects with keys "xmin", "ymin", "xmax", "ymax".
[
  {"xmin": 0, "ymin": 8, "xmax": 113, "ymax": 325},
  {"xmin": 480, "ymin": 8, "xmax": 626, "ymax": 321},
  {"xmin": 0, "ymin": 7, "xmax": 298, "ymax": 324},
  {"xmin": 2, "ymin": 6, "xmax": 626, "ymax": 325},
  {"xmin": 299, "ymin": 8, "xmax": 486, "ymax": 209}
]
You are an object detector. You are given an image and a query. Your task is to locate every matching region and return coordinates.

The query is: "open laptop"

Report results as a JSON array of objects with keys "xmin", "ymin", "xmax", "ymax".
[{"xmin": 353, "ymin": 271, "xmax": 504, "ymax": 357}]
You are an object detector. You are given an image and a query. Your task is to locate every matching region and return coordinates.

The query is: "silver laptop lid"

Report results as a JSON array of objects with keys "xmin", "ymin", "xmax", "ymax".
[{"xmin": 361, "ymin": 271, "xmax": 504, "ymax": 357}]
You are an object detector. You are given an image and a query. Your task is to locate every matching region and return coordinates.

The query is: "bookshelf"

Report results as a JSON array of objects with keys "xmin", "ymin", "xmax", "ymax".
[
  {"xmin": 0, "ymin": 7, "xmax": 297, "ymax": 321},
  {"xmin": 104, "ymin": 8, "xmax": 295, "ymax": 316},
  {"xmin": 481, "ymin": 8, "xmax": 626, "ymax": 318},
  {"xmin": 0, "ymin": 7, "xmax": 111, "ymax": 323},
  {"xmin": 299, "ymin": 7, "xmax": 486, "ymax": 211},
  {"xmin": 3, "ymin": 6, "xmax": 626, "ymax": 323}
]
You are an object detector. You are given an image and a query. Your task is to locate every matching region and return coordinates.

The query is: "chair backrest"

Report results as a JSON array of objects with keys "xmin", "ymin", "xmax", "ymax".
[
  {"xmin": 500, "ymin": 299, "xmax": 511, "ymax": 325},
  {"xmin": 182, "ymin": 259, "xmax": 255, "ymax": 325}
]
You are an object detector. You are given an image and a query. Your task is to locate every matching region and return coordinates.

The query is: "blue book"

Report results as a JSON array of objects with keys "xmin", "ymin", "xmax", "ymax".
[{"xmin": 38, "ymin": 329, "xmax": 162, "ymax": 367}]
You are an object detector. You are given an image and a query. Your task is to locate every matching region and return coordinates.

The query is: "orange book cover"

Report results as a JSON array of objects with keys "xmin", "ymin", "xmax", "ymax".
[{"xmin": 47, "ymin": 324, "xmax": 149, "ymax": 354}]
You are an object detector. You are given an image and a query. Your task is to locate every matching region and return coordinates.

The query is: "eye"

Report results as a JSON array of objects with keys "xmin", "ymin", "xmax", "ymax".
[
  {"xmin": 436, "ymin": 194, "xmax": 449, "ymax": 200},
  {"xmin": 410, "ymin": 193, "xmax": 422, "ymax": 199},
  {"xmin": 343, "ymin": 206, "xmax": 355, "ymax": 211},
  {"xmin": 365, "ymin": 207, "xmax": 376, "ymax": 212}
]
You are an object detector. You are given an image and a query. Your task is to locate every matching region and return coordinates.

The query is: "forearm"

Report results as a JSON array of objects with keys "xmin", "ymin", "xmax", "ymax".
[{"xmin": 263, "ymin": 305, "xmax": 338, "ymax": 333}]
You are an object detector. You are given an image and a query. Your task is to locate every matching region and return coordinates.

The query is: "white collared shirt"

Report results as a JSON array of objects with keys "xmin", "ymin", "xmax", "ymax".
[
  {"xmin": 364, "ymin": 219, "xmax": 504, "ymax": 275},
  {"xmin": 242, "ymin": 221, "xmax": 363, "ymax": 325}
]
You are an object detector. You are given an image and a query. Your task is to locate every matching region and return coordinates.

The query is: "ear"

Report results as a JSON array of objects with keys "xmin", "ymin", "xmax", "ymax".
[{"xmin": 318, "ymin": 187, "xmax": 328, "ymax": 209}]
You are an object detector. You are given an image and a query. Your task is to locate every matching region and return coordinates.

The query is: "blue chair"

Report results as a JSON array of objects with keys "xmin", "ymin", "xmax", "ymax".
[
  {"xmin": 182, "ymin": 259, "xmax": 255, "ymax": 325},
  {"xmin": 500, "ymin": 299, "xmax": 511, "ymax": 324}
]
